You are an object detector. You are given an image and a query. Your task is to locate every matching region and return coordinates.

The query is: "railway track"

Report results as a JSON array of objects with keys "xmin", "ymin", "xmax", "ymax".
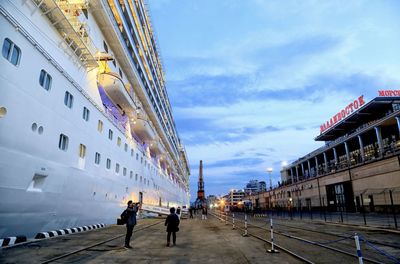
[
  {"xmin": 40, "ymin": 220, "xmax": 163, "ymax": 264},
  {"xmin": 213, "ymin": 212, "xmax": 400, "ymax": 263}
]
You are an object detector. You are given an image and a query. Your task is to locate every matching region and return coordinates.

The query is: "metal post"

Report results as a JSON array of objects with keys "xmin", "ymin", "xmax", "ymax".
[
  {"xmin": 389, "ymin": 190, "xmax": 398, "ymax": 229},
  {"xmin": 267, "ymin": 218, "xmax": 279, "ymax": 253},
  {"xmin": 243, "ymin": 213, "xmax": 248, "ymax": 237},
  {"xmin": 225, "ymin": 212, "xmax": 228, "ymax": 225},
  {"xmin": 232, "ymin": 213, "xmax": 236, "ymax": 229},
  {"xmin": 354, "ymin": 233, "xmax": 364, "ymax": 264},
  {"xmin": 360, "ymin": 194, "xmax": 367, "ymax": 225}
]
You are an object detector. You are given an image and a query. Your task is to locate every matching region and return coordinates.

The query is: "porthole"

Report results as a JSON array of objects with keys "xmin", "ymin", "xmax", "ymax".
[
  {"xmin": 31, "ymin": 123, "xmax": 38, "ymax": 132},
  {"xmin": 38, "ymin": 126, "xmax": 44, "ymax": 135},
  {"xmin": 0, "ymin": 107, "xmax": 7, "ymax": 118}
]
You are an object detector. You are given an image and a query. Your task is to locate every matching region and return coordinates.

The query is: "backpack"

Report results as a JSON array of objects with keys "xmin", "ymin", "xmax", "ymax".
[{"xmin": 120, "ymin": 209, "xmax": 128, "ymax": 224}]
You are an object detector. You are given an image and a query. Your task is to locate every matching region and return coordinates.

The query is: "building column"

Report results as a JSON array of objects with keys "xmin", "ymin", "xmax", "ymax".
[
  {"xmin": 344, "ymin": 141, "xmax": 350, "ymax": 163},
  {"xmin": 315, "ymin": 156, "xmax": 319, "ymax": 176},
  {"xmin": 295, "ymin": 166, "xmax": 299, "ymax": 182},
  {"xmin": 396, "ymin": 116, "xmax": 400, "ymax": 136},
  {"xmin": 323, "ymin": 152, "xmax": 328, "ymax": 172},
  {"xmin": 307, "ymin": 160, "xmax": 311, "ymax": 178},
  {"xmin": 358, "ymin": 135, "xmax": 365, "ymax": 162},
  {"xmin": 333, "ymin": 147, "xmax": 338, "ymax": 165},
  {"xmin": 290, "ymin": 167, "xmax": 294, "ymax": 183},
  {"xmin": 301, "ymin": 163, "xmax": 305, "ymax": 177},
  {"xmin": 375, "ymin": 126, "xmax": 384, "ymax": 156}
]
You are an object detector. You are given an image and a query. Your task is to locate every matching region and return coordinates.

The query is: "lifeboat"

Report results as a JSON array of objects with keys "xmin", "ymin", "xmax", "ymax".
[
  {"xmin": 131, "ymin": 118, "xmax": 156, "ymax": 142},
  {"xmin": 97, "ymin": 72, "xmax": 136, "ymax": 120}
]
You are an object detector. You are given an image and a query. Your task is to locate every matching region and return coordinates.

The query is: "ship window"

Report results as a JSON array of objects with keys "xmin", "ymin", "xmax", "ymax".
[
  {"xmin": 2, "ymin": 38, "xmax": 21, "ymax": 66},
  {"xmin": 108, "ymin": 129, "xmax": 113, "ymax": 140},
  {"xmin": 119, "ymin": 68, "xmax": 123, "ymax": 78},
  {"xmin": 64, "ymin": 91, "xmax": 74, "ymax": 108},
  {"xmin": 124, "ymin": 143, "xmax": 128, "ymax": 152},
  {"xmin": 98, "ymin": 120, "xmax": 103, "ymax": 132},
  {"xmin": 145, "ymin": 160, "xmax": 147, "ymax": 166},
  {"xmin": 82, "ymin": 107, "xmax": 90, "ymax": 121},
  {"xmin": 0, "ymin": 107, "xmax": 7, "ymax": 118},
  {"xmin": 141, "ymin": 157, "xmax": 143, "ymax": 163},
  {"xmin": 123, "ymin": 167, "xmax": 127, "ymax": 176},
  {"xmin": 115, "ymin": 163, "xmax": 120, "ymax": 173},
  {"xmin": 112, "ymin": 57, "xmax": 116, "ymax": 67},
  {"xmin": 136, "ymin": 153, "xmax": 139, "ymax": 160},
  {"xmin": 140, "ymin": 176, "xmax": 142, "ymax": 182},
  {"xmin": 39, "ymin": 70, "xmax": 52, "ymax": 91},
  {"xmin": 117, "ymin": 137, "xmax": 121, "ymax": 146},
  {"xmin": 131, "ymin": 149, "xmax": 134, "ymax": 156},
  {"xmin": 135, "ymin": 174, "xmax": 138, "ymax": 181},
  {"xmin": 103, "ymin": 41, "xmax": 108, "ymax": 53},
  {"xmin": 58, "ymin": 134, "xmax": 69, "ymax": 151},
  {"xmin": 79, "ymin": 144, "xmax": 86, "ymax": 158},
  {"xmin": 130, "ymin": 171, "xmax": 133, "ymax": 179},
  {"xmin": 95, "ymin": 152, "xmax": 101, "ymax": 164},
  {"xmin": 82, "ymin": 8, "xmax": 88, "ymax": 19},
  {"xmin": 106, "ymin": 158, "xmax": 111, "ymax": 169}
]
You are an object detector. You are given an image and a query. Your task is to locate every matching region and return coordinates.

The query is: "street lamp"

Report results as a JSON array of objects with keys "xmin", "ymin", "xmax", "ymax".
[{"xmin": 267, "ymin": 167, "xmax": 273, "ymax": 190}]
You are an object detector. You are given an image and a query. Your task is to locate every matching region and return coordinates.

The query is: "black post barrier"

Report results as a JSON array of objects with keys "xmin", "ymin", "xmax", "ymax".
[
  {"xmin": 323, "ymin": 200, "xmax": 327, "ymax": 222},
  {"xmin": 389, "ymin": 190, "xmax": 398, "ymax": 229},
  {"xmin": 340, "ymin": 209, "xmax": 343, "ymax": 223},
  {"xmin": 360, "ymin": 194, "xmax": 367, "ymax": 225}
]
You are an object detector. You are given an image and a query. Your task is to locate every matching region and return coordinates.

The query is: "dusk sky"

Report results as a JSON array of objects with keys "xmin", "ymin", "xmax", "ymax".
[{"xmin": 147, "ymin": 1, "xmax": 400, "ymax": 200}]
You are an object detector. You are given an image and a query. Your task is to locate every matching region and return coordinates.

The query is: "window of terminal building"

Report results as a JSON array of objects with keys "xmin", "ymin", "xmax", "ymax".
[
  {"xmin": 117, "ymin": 137, "xmax": 121, "ymax": 146},
  {"xmin": 39, "ymin": 70, "xmax": 52, "ymax": 91},
  {"xmin": 64, "ymin": 91, "xmax": 74, "ymax": 108},
  {"xmin": 2, "ymin": 38, "xmax": 21, "ymax": 66},
  {"xmin": 95, "ymin": 152, "xmax": 101, "ymax": 164},
  {"xmin": 79, "ymin": 144, "xmax": 86, "ymax": 158},
  {"xmin": 106, "ymin": 158, "xmax": 111, "ymax": 169},
  {"xmin": 58, "ymin": 134, "xmax": 69, "ymax": 151},
  {"xmin": 82, "ymin": 107, "xmax": 90, "ymax": 121},
  {"xmin": 98, "ymin": 120, "xmax": 103, "ymax": 132},
  {"xmin": 103, "ymin": 41, "xmax": 108, "ymax": 53},
  {"xmin": 115, "ymin": 163, "xmax": 120, "ymax": 174},
  {"xmin": 108, "ymin": 129, "xmax": 113, "ymax": 140}
]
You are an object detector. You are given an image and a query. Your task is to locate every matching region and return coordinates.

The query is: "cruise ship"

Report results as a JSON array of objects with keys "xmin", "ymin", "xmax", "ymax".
[{"xmin": 0, "ymin": 0, "xmax": 190, "ymax": 238}]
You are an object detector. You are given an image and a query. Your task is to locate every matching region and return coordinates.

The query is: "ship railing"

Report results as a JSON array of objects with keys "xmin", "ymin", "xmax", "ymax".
[{"xmin": 31, "ymin": 0, "xmax": 98, "ymax": 68}]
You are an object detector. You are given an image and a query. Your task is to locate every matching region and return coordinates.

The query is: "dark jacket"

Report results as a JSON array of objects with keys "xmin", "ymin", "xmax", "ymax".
[
  {"xmin": 126, "ymin": 205, "xmax": 138, "ymax": 226},
  {"xmin": 165, "ymin": 213, "xmax": 180, "ymax": 232}
]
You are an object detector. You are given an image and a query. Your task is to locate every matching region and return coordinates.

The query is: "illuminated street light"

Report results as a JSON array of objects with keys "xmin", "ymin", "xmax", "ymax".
[{"xmin": 267, "ymin": 167, "xmax": 273, "ymax": 190}]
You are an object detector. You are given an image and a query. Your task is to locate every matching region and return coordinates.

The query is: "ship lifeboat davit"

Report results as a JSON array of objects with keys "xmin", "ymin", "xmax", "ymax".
[
  {"xmin": 149, "ymin": 139, "xmax": 165, "ymax": 155},
  {"xmin": 131, "ymin": 118, "xmax": 156, "ymax": 142},
  {"xmin": 98, "ymin": 72, "xmax": 136, "ymax": 119}
]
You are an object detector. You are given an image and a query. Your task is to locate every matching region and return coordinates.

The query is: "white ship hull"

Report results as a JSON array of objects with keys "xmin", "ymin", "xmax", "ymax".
[{"xmin": 0, "ymin": 0, "xmax": 190, "ymax": 238}]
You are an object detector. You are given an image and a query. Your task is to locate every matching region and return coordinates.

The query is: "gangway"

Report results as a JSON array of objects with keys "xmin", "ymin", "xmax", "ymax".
[{"xmin": 141, "ymin": 204, "xmax": 188, "ymax": 219}]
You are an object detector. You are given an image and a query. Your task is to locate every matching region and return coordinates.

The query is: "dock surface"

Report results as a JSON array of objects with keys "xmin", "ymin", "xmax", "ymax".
[{"xmin": 0, "ymin": 215, "xmax": 299, "ymax": 264}]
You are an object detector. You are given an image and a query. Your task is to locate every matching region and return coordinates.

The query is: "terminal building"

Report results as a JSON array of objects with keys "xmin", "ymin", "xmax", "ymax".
[{"xmin": 247, "ymin": 93, "xmax": 400, "ymax": 213}]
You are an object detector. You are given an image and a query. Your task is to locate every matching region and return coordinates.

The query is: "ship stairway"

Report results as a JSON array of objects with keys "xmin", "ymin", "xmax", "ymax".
[
  {"xmin": 141, "ymin": 204, "xmax": 187, "ymax": 218},
  {"xmin": 30, "ymin": 0, "xmax": 99, "ymax": 68}
]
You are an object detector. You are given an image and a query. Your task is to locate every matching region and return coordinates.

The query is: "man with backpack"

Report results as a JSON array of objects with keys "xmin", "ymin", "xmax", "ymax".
[{"xmin": 122, "ymin": 200, "xmax": 139, "ymax": 249}]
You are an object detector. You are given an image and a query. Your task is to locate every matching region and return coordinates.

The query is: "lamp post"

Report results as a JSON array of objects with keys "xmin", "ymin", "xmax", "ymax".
[{"xmin": 267, "ymin": 167, "xmax": 273, "ymax": 190}]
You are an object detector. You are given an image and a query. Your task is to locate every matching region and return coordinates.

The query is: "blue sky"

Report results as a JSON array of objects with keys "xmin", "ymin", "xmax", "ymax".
[{"xmin": 147, "ymin": 0, "xmax": 400, "ymax": 200}]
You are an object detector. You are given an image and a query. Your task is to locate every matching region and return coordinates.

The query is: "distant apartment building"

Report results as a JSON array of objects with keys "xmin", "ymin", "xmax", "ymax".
[
  {"xmin": 227, "ymin": 189, "xmax": 245, "ymax": 207},
  {"xmin": 244, "ymin": 180, "xmax": 266, "ymax": 195}
]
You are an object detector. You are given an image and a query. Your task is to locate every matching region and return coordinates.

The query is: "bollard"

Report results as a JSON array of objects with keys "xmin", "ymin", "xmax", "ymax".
[
  {"xmin": 243, "ymin": 213, "xmax": 248, "ymax": 237},
  {"xmin": 225, "ymin": 212, "xmax": 228, "ymax": 225},
  {"xmin": 354, "ymin": 233, "xmax": 363, "ymax": 264},
  {"xmin": 232, "ymin": 213, "xmax": 236, "ymax": 229},
  {"xmin": 267, "ymin": 218, "xmax": 279, "ymax": 253}
]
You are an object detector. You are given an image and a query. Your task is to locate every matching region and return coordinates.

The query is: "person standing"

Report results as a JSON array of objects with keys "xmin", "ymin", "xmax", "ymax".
[
  {"xmin": 189, "ymin": 207, "xmax": 193, "ymax": 219},
  {"xmin": 201, "ymin": 206, "xmax": 207, "ymax": 220},
  {"xmin": 124, "ymin": 200, "xmax": 138, "ymax": 249},
  {"xmin": 165, "ymin": 207, "xmax": 180, "ymax": 247}
]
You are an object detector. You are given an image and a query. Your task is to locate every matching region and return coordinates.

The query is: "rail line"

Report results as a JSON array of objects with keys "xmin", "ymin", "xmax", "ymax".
[
  {"xmin": 41, "ymin": 220, "xmax": 163, "ymax": 264},
  {"xmin": 212, "ymin": 212, "xmax": 388, "ymax": 264}
]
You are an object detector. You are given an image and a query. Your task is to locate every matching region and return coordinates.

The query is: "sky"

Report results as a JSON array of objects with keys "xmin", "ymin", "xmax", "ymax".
[{"xmin": 147, "ymin": 0, "xmax": 400, "ymax": 200}]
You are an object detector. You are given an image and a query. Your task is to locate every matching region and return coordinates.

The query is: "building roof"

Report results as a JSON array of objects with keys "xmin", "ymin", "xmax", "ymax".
[{"xmin": 315, "ymin": 96, "xmax": 400, "ymax": 141}]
